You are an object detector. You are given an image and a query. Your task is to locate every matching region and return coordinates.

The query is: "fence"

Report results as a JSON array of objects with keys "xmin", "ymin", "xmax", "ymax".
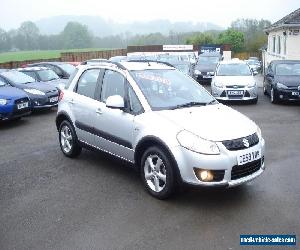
[{"xmin": 0, "ymin": 49, "xmax": 127, "ymax": 69}]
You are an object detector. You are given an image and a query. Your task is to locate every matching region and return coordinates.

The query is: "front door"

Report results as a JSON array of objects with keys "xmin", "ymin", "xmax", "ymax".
[{"xmin": 93, "ymin": 69, "xmax": 135, "ymax": 162}]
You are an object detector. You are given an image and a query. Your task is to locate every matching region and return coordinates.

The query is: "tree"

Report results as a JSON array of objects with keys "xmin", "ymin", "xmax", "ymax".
[
  {"xmin": 217, "ymin": 29, "xmax": 245, "ymax": 52},
  {"xmin": 16, "ymin": 21, "xmax": 40, "ymax": 50},
  {"xmin": 186, "ymin": 32, "xmax": 214, "ymax": 45},
  {"xmin": 61, "ymin": 22, "xmax": 93, "ymax": 49},
  {"xmin": 231, "ymin": 18, "xmax": 271, "ymax": 52},
  {"xmin": 0, "ymin": 28, "xmax": 10, "ymax": 52}
]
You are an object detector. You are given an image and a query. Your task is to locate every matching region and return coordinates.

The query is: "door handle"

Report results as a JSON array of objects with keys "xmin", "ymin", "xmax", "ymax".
[{"xmin": 96, "ymin": 108, "xmax": 103, "ymax": 114}]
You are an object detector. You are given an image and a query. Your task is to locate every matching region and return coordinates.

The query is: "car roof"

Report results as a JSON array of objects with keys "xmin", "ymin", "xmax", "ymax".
[
  {"xmin": 219, "ymin": 60, "xmax": 247, "ymax": 65},
  {"xmin": 199, "ymin": 52, "xmax": 221, "ymax": 57},
  {"xmin": 271, "ymin": 60, "xmax": 300, "ymax": 64},
  {"xmin": 78, "ymin": 61, "xmax": 174, "ymax": 71},
  {"xmin": 29, "ymin": 62, "xmax": 69, "ymax": 66},
  {"xmin": 18, "ymin": 66, "xmax": 49, "ymax": 71}
]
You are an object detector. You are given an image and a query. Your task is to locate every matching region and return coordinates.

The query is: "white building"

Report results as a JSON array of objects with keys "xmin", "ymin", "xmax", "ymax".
[{"xmin": 263, "ymin": 8, "xmax": 300, "ymax": 70}]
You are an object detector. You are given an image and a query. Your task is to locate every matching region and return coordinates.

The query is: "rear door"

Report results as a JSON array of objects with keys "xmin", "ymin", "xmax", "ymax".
[{"xmin": 71, "ymin": 68, "xmax": 102, "ymax": 145}]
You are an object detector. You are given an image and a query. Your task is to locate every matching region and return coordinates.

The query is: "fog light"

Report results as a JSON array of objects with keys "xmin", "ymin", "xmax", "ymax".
[
  {"xmin": 194, "ymin": 169, "xmax": 214, "ymax": 182},
  {"xmin": 279, "ymin": 95, "xmax": 283, "ymax": 99}
]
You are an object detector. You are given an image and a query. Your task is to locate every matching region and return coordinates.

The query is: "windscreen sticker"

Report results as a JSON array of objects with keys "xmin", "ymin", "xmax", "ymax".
[{"xmin": 135, "ymin": 72, "xmax": 171, "ymax": 85}]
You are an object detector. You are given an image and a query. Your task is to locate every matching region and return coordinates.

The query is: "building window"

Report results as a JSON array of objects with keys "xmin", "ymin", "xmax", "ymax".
[
  {"xmin": 283, "ymin": 35, "xmax": 287, "ymax": 55},
  {"xmin": 272, "ymin": 36, "xmax": 276, "ymax": 53},
  {"xmin": 277, "ymin": 36, "xmax": 281, "ymax": 54}
]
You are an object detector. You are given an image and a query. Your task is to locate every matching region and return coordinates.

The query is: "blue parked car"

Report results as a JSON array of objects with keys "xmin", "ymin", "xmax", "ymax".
[
  {"xmin": 0, "ymin": 70, "xmax": 59, "ymax": 110},
  {"xmin": 0, "ymin": 78, "xmax": 31, "ymax": 121}
]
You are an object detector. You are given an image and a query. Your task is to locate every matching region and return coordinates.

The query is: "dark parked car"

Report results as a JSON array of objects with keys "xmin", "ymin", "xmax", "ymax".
[
  {"xmin": 17, "ymin": 67, "xmax": 68, "ymax": 90},
  {"xmin": 0, "ymin": 79, "xmax": 31, "ymax": 121},
  {"xmin": 263, "ymin": 60, "xmax": 300, "ymax": 103},
  {"xmin": 0, "ymin": 70, "xmax": 59, "ymax": 109},
  {"xmin": 193, "ymin": 52, "xmax": 222, "ymax": 84},
  {"xmin": 26, "ymin": 62, "xmax": 76, "ymax": 79}
]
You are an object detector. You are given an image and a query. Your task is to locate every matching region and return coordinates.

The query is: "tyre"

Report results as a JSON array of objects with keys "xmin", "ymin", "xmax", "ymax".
[
  {"xmin": 250, "ymin": 97, "xmax": 258, "ymax": 104},
  {"xmin": 59, "ymin": 120, "xmax": 82, "ymax": 158},
  {"xmin": 141, "ymin": 146, "xmax": 176, "ymax": 199},
  {"xmin": 263, "ymin": 84, "xmax": 268, "ymax": 95},
  {"xmin": 270, "ymin": 87, "xmax": 278, "ymax": 104}
]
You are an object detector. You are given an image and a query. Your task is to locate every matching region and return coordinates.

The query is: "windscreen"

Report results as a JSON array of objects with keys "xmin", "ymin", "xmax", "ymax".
[
  {"xmin": 0, "ymin": 71, "xmax": 35, "ymax": 84},
  {"xmin": 131, "ymin": 69, "xmax": 215, "ymax": 110},
  {"xmin": 276, "ymin": 63, "xmax": 300, "ymax": 76},
  {"xmin": 217, "ymin": 64, "xmax": 251, "ymax": 76}
]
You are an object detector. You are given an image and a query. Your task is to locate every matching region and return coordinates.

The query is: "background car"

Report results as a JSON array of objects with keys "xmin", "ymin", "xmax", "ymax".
[
  {"xmin": 211, "ymin": 60, "xmax": 258, "ymax": 104},
  {"xmin": 0, "ymin": 70, "xmax": 59, "ymax": 109},
  {"xmin": 264, "ymin": 60, "xmax": 300, "ymax": 103},
  {"xmin": 26, "ymin": 62, "xmax": 76, "ymax": 79},
  {"xmin": 193, "ymin": 52, "xmax": 222, "ymax": 84},
  {"xmin": 17, "ymin": 67, "xmax": 68, "ymax": 90},
  {"xmin": 245, "ymin": 59, "xmax": 261, "ymax": 74},
  {"xmin": 109, "ymin": 56, "xmax": 128, "ymax": 62},
  {"xmin": 0, "ymin": 78, "xmax": 31, "ymax": 121}
]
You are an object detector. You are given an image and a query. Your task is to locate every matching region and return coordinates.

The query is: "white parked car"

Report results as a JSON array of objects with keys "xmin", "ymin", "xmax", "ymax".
[
  {"xmin": 211, "ymin": 60, "xmax": 258, "ymax": 104},
  {"xmin": 56, "ymin": 61, "xmax": 265, "ymax": 199}
]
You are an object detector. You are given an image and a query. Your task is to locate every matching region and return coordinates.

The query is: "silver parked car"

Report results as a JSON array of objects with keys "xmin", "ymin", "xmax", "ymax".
[
  {"xmin": 56, "ymin": 61, "xmax": 265, "ymax": 199},
  {"xmin": 211, "ymin": 60, "xmax": 258, "ymax": 104}
]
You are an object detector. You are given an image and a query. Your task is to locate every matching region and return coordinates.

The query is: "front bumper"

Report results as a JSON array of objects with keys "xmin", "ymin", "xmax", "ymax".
[
  {"xmin": 211, "ymin": 85, "xmax": 257, "ymax": 101},
  {"xmin": 276, "ymin": 88, "xmax": 300, "ymax": 101},
  {"xmin": 31, "ymin": 95, "xmax": 59, "ymax": 109},
  {"xmin": 171, "ymin": 138, "xmax": 265, "ymax": 187}
]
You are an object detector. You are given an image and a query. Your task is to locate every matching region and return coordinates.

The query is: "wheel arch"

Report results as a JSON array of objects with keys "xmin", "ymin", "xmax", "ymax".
[
  {"xmin": 134, "ymin": 136, "xmax": 182, "ymax": 181},
  {"xmin": 56, "ymin": 111, "xmax": 73, "ymax": 131}
]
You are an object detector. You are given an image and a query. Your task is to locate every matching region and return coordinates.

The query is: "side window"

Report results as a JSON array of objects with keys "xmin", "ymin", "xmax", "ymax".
[
  {"xmin": 76, "ymin": 69, "xmax": 100, "ymax": 99},
  {"xmin": 22, "ymin": 71, "xmax": 37, "ymax": 81},
  {"xmin": 101, "ymin": 70, "xmax": 125, "ymax": 102},
  {"xmin": 128, "ymin": 86, "xmax": 143, "ymax": 115},
  {"xmin": 48, "ymin": 65, "xmax": 63, "ymax": 77},
  {"xmin": 271, "ymin": 63, "xmax": 275, "ymax": 73}
]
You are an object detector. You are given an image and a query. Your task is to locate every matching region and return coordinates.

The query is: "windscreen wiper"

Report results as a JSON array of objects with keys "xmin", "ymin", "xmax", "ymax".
[
  {"xmin": 206, "ymin": 99, "xmax": 219, "ymax": 105},
  {"xmin": 171, "ymin": 101, "xmax": 207, "ymax": 109}
]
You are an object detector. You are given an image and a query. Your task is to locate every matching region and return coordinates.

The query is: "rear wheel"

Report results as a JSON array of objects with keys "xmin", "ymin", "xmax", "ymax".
[
  {"xmin": 141, "ymin": 146, "xmax": 175, "ymax": 199},
  {"xmin": 59, "ymin": 120, "xmax": 82, "ymax": 158}
]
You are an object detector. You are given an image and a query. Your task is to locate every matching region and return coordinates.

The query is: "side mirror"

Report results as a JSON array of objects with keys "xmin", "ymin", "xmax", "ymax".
[{"xmin": 106, "ymin": 95, "xmax": 125, "ymax": 109}]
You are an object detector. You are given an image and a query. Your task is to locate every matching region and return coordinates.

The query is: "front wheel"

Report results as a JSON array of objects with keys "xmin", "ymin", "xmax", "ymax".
[
  {"xmin": 270, "ymin": 87, "xmax": 279, "ymax": 104},
  {"xmin": 59, "ymin": 120, "xmax": 82, "ymax": 158},
  {"xmin": 141, "ymin": 146, "xmax": 176, "ymax": 199}
]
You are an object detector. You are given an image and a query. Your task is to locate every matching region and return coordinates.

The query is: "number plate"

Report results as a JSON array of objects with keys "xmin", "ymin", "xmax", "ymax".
[
  {"xmin": 291, "ymin": 91, "xmax": 299, "ymax": 96},
  {"xmin": 203, "ymin": 75, "xmax": 212, "ymax": 79},
  {"xmin": 237, "ymin": 148, "xmax": 261, "ymax": 165},
  {"xmin": 228, "ymin": 90, "xmax": 244, "ymax": 95},
  {"xmin": 17, "ymin": 102, "xmax": 29, "ymax": 109},
  {"xmin": 49, "ymin": 96, "xmax": 58, "ymax": 103}
]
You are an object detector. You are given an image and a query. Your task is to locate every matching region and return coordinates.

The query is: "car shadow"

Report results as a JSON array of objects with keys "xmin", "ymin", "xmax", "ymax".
[{"xmin": 0, "ymin": 117, "xmax": 29, "ymax": 130}]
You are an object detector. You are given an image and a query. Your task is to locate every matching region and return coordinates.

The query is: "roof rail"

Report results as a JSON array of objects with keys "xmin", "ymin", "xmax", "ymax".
[
  {"xmin": 81, "ymin": 59, "xmax": 126, "ymax": 70},
  {"xmin": 127, "ymin": 59, "xmax": 175, "ymax": 68}
]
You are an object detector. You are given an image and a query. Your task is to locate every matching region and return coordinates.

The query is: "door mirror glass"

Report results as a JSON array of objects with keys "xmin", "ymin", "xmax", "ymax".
[{"xmin": 106, "ymin": 95, "xmax": 124, "ymax": 109}]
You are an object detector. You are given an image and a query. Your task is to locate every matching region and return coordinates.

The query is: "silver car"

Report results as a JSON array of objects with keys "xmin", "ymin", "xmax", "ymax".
[
  {"xmin": 56, "ymin": 61, "xmax": 265, "ymax": 199},
  {"xmin": 211, "ymin": 60, "xmax": 258, "ymax": 104}
]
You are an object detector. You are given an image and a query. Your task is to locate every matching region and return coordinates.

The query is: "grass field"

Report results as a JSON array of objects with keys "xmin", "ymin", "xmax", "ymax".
[{"xmin": 0, "ymin": 48, "xmax": 110, "ymax": 63}]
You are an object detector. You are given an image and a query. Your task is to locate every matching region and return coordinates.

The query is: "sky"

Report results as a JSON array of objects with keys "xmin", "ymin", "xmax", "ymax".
[{"xmin": 0, "ymin": 0, "xmax": 299, "ymax": 30}]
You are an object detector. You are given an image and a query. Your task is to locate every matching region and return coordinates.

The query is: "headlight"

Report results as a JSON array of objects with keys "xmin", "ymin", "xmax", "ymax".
[
  {"xmin": 177, "ymin": 130, "xmax": 220, "ymax": 155},
  {"xmin": 248, "ymin": 82, "xmax": 257, "ymax": 88},
  {"xmin": 276, "ymin": 82, "xmax": 288, "ymax": 89},
  {"xmin": 0, "ymin": 98, "xmax": 8, "ymax": 105},
  {"xmin": 24, "ymin": 88, "xmax": 46, "ymax": 96},
  {"xmin": 194, "ymin": 70, "xmax": 201, "ymax": 75},
  {"xmin": 213, "ymin": 81, "xmax": 223, "ymax": 88},
  {"xmin": 257, "ymin": 126, "xmax": 262, "ymax": 139},
  {"xmin": 209, "ymin": 71, "xmax": 215, "ymax": 76}
]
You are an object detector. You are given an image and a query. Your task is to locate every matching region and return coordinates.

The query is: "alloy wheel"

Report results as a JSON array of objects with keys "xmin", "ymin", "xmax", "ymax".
[
  {"xmin": 60, "ymin": 125, "xmax": 73, "ymax": 153},
  {"xmin": 144, "ymin": 154, "xmax": 167, "ymax": 193}
]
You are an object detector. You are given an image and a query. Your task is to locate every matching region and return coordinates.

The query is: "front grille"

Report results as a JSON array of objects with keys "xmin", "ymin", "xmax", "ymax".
[
  {"xmin": 220, "ymin": 91, "xmax": 226, "ymax": 97},
  {"xmin": 222, "ymin": 133, "xmax": 259, "ymax": 151},
  {"xmin": 231, "ymin": 159, "xmax": 261, "ymax": 180},
  {"xmin": 226, "ymin": 85, "xmax": 244, "ymax": 88},
  {"xmin": 14, "ymin": 97, "xmax": 30, "ymax": 105}
]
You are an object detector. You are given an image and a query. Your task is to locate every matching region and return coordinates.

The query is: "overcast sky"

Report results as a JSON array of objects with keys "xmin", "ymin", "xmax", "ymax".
[{"xmin": 0, "ymin": 0, "xmax": 299, "ymax": 30}]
